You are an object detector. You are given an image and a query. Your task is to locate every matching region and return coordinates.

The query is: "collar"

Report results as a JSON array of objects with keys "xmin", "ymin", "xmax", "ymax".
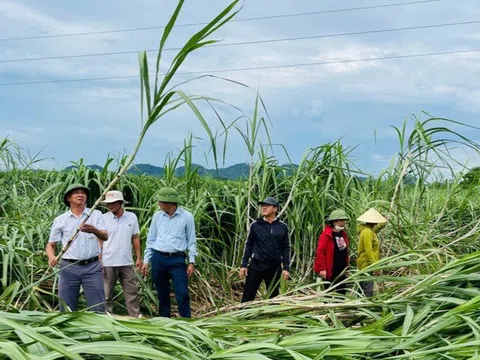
[
  {"xmin": 161, "ymin": 207, "xmax": 181, "ymax": 218},
  {"xmin": 68, "ymin": 207, "xmax": 89, "ymax": 218},
  {"xmin": 108, "ymin": 210, "xmax": 126, "ymax": 220},
  {"xmin": 258, "ymin": 216, "xmax": 278, "ymax": 224}
]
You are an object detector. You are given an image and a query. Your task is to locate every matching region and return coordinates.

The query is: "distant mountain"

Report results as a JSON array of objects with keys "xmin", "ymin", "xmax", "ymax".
[
  {"xmin": 127, "ymin": 163, "xmax": 164, "ymax": 176},
  {"xmin": 133, "ymin": 162, "xmax": 252, "ymax": 180},
  {"xmin": 217, "ymin": 163, "xmax": 251, "ymax": 179},
  {"xmin": 175, "ymin": 163, "xmax": 251, "ymax": 180},
  {"xmin": 64, "ymin": 162, "xmax": 299, "ymax": 180}
]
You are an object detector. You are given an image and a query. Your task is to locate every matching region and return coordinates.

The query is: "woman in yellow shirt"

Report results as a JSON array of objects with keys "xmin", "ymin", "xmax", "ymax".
[{"xmin": 356, "ymin": 208, "xmax": 387, "ymax": 297}]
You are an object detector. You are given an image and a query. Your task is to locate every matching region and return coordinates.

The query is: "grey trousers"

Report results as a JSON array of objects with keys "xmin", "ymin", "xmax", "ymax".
[
  {"xmin": 103, "ymin": 266, "xmax": 141, "ymax": 317},
  {"xmin": 361, "ymin": 281, "xmax": 375, "ymax": 297},
  {"xmin": 58, "ymin": 259, "xmax": 105, "ymax": 312}
]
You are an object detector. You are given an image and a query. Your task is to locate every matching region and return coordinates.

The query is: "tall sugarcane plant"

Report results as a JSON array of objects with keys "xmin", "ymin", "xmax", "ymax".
[{"xmin": 48, "ymin": 0, "xmax": 241, "ymax": 268}]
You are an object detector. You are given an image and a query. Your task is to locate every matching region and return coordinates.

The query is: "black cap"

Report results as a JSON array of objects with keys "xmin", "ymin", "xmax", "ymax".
[{"xmin": 259, "ymin": 196, "xmax": 279, "ymax": 207}]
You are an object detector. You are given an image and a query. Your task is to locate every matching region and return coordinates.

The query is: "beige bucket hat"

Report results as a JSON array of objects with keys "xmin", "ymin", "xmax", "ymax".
[
  {"xmin": 101, "ymin": 190, "xmax": 128, "ymax": 204},
  {"xmin": 357, "ymin": 208, "xmax": 387, "ymax": 224}
]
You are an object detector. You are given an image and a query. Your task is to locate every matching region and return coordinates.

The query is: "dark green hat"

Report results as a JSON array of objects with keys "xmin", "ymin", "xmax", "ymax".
[
  {"xmin": 64, "ymin": 183, "xmax": 90, "ymax": 207},
  {"xmin": 327, "ymin": 209, "xmax": 349, "ymax": 222},
  {"xmin": 259, "ymin": 196, "xmax": 280, "ymax": 207},
  {"xmin": 156, "ymin": 187, "xmax": 179, "ymax": 203}
]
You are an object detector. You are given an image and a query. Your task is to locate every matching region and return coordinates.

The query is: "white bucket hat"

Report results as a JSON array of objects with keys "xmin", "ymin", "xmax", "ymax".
[
  {"xmin": 357, "ymin": 208, "xmax": 387, "ymax": 224},
  {"xmin": 101, "ymin": 190, "xmax": 128, "ymax": 204}
]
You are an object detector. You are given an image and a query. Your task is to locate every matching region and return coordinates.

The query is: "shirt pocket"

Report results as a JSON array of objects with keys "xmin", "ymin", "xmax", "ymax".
[
  {"xmin": 62, "ymin": 225, "xmax": 77, "ymax": 240},
  {"xmin": 65, "ymin": 224, "xmax": 96, "ymax": 241},
  {"xmin": 124, "ymin": 221, "xmax": 135, "ymax": 236},
  {"xmin": 170, "ymin": 223, "xmax": 186, "ymax": 239}
]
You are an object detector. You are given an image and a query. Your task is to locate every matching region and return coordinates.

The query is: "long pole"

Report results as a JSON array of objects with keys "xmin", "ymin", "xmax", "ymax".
[{"xmin": 18, "ymin": 136, "xmax": 145, "ymax": 310}]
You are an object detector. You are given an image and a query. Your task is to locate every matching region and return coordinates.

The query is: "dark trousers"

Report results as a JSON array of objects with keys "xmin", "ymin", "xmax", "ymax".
[
  {"xmin": 241, "ymin": 266, "xmax": 282, "ymax": 303},
  {"xmin": 58, "ymin": 260, "xmax": 105, "ymax": 312},
  {"xmin": 361, "ymin": 281, "xmax": 374, "ymax": 297},
  {"xmin": 151, "ymin": 251, "xmax": 191, "ymax": 318}
]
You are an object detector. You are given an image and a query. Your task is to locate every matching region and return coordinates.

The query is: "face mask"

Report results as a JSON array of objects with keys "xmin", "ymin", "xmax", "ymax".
[{"xmin": 335, "ymin": 225, "xmax": 344, "ymax": 231}]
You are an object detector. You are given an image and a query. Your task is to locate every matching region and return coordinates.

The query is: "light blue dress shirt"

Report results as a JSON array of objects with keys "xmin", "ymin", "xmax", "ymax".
[
  {"xmin": 143, "ymin": 207, "xmax": 197, "ymax": 264},
  {"xmin": 49, "ymin": 208, "xmax": 106, "ymax": 260}
]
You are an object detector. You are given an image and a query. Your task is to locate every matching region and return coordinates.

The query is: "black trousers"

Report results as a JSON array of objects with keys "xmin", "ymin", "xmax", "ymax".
[
  {"xmin": 361, "ymin": 281, "xmax": 374, "ymax": 297},
  {"xmin": 241, "ymin": 266, "xmax": 282, "ymax": 303}
]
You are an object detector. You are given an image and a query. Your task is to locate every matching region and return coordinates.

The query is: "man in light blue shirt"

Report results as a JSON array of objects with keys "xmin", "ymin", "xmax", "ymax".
[
  {"xmin": 141, "ymin": 187, "xmax": 196, "ymax": 318},
  {"xmin": 46, "ymin": 183, "xmax": 108, "ymax": 312}
]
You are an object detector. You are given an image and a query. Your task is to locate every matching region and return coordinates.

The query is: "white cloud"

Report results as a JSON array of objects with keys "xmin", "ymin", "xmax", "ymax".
[
  {"xmin": 77, "ymin": 125, "xmax": 136, "ymax": 140},
  {"xmin": 0, "ymin": 0, "xmax": 149, "ymax": 80},
  {"xmin": 373, "ymin": 153, "xmax": 392, "ymax": 163},
  {"xmin": 1, "ymin": 0, "xmax": 479, "ymax": 169},
  {"xmin": 447, "ymin": 145, "xmax": 480, "ymax": 170},
  {"xmin": 3, "ymin": 126, "xmax": 46, "ymax": 145},
  {"xmin": 3, "ymin": 0, "xmax": 479, "ymax": 112},
  {"xmin": 0, "ymin": 1, "xmax": 77, "ymax": 34},
  {"xmin": 304, "ymin": 100, "xmax": 326, "ymax": 117},
  {"xmin": 79, "ymin": 87, "xmax": 139, "ymax": 101}
]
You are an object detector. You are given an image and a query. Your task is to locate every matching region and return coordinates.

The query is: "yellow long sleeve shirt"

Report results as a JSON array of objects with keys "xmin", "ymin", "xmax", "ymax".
[{"xmin": 356, "ymin": 223, "xmax": 385, "ymax": 270}]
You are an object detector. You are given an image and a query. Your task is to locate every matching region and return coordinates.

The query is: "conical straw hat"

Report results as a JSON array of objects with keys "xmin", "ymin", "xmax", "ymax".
[{"xmin": 357, "ymin": 208, "xmax": 387, "ymax": 224}]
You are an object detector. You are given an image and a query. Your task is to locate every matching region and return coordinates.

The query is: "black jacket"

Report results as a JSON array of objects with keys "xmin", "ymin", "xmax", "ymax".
[{"xmin": 241, "ymin": 217, "xmax": 291, "ymax": 271}]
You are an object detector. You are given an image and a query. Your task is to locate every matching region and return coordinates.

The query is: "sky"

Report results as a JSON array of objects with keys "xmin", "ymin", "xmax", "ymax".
[{"xmin": 1, "ymin": 0, "xmax": 480, "ymax": 176}]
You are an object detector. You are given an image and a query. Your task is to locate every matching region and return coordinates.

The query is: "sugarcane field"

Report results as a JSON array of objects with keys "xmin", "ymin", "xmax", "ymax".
[{"xmin": 2, "ymin": 0, "xmax": 480, "ymax": 359}]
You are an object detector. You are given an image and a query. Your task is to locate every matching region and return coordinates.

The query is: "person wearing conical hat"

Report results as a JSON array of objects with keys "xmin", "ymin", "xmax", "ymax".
[
  {"xmin": 313, "ymin": 209, "xmax": 350, "ymax": 295},
  {"xmin": 356, "ymin": 207, "xmax": 388, "ymax": 297}
]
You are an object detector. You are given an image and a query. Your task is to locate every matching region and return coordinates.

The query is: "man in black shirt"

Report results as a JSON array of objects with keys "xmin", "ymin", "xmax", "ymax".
[{"xmin": 239, "ymin": 197, "xmax": 291, "ymax": 302}]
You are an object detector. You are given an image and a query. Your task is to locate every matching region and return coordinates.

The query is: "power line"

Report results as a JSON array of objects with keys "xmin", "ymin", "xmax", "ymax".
[
  {"xmin": 0, "ymin": 0, "xmax": 441, "ymax": 42},
  {"xmin": 1, "ymin": 48, "xmax": 478, "ymax": 87},
  {"xmin": 1, "ymin": 19, "xmax": 477, "ymax": 64}
]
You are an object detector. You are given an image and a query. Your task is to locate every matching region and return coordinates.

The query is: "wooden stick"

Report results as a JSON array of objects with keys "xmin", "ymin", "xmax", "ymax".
[{"xmin": 384, "ymin": 152, "xmax": 411, "ymax": 257}]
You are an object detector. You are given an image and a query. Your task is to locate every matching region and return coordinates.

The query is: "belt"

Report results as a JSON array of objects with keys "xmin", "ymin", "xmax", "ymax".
[
  {"xmin": 154, "ymin": 250, "xmax": 185, "ymax": 258},
  {"xmin": 63, "ymin": 256, "xmax": 99, "ymax": 266}
]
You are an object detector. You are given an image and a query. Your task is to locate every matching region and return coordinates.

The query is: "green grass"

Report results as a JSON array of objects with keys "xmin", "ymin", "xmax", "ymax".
[
  {"xmin": 2, "ymin": 114, "xmax": 480, "ymax": 315},
  {"xmin": 1, "ymin": 251, "xmax": 480, "ymax": 358}
]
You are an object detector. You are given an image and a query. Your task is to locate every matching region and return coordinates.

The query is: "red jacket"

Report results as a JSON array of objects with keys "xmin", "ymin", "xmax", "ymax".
[{"xmin": 313, "ymin": 226, "xmax": 350, "ymax": 280}]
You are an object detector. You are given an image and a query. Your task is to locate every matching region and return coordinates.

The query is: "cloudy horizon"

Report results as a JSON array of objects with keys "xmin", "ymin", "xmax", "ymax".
[{"xmin": 1, "ymin": 0, "xmax": 480, "ymax": 176}]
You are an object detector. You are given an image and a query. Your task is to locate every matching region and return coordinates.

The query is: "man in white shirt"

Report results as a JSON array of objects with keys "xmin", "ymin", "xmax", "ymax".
[
  {"xmin": 46, "ymin": 183, "xmax": 108, "ymax": 312},
  {"xmin": 101, "ymin": 190, "xmax": 142, "ymax": 317}
]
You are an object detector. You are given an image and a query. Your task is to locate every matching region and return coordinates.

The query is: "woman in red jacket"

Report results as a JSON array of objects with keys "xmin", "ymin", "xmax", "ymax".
[{"xmin": 313, "ymin": 209, "xmax": 350, "ymax": 294}]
